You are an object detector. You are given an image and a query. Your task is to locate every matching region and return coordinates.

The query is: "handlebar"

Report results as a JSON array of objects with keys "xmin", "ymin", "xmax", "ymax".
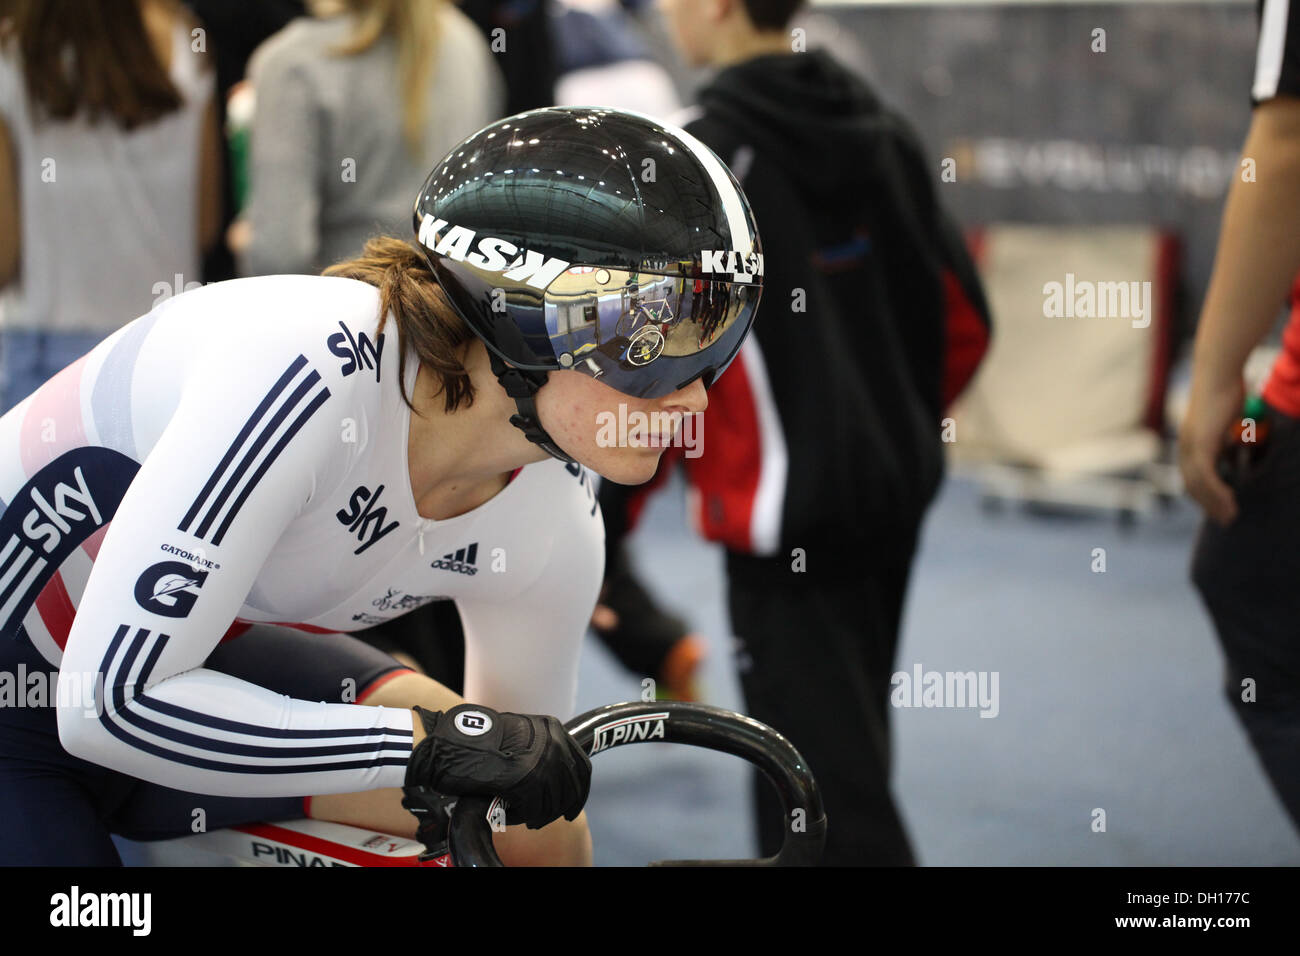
[{"xmin": 447, "ymin": 700, "xmax": 826, "ymax": 866}]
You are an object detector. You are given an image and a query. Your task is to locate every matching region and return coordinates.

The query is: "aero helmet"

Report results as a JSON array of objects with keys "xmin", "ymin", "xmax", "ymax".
[{"xmin": 412, "ymin": 107, "xmax": 763, "ymax": 463}]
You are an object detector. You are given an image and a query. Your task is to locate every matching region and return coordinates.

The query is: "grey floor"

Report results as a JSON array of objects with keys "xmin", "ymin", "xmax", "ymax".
[{"xmin": 576, "ymin": 472, "xmax": 1300, "ymax": 866}]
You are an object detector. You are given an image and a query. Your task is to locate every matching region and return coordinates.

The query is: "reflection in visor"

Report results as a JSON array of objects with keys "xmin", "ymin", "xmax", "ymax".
[{"xmin": 543, "ymin": 266, "xmax": 757, "ymax": 397}]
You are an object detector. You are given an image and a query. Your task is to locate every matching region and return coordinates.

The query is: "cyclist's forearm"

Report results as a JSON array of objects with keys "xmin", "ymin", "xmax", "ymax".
[
  {"xmin": 1193, "ymin": 98, "xmax": 1300, "ymax": 387},
  {"xmin": 57, "ymin": 665, "xmax": 415, "ymax": 798}
]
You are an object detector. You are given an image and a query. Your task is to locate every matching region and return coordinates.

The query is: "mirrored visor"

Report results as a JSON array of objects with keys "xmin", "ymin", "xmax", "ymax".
[{"xmin": 542, "ymin": 266, "xmax": 760, "ymax": 399}]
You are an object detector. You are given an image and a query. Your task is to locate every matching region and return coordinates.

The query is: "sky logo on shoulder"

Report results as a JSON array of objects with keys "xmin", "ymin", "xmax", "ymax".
[
  {"xmin": 431, "ymin": 543, "xmax": 478, "ymax": 576},
  {"xmin": 327, "ymin": 320, "xmax": 384, "ymax": 382}
]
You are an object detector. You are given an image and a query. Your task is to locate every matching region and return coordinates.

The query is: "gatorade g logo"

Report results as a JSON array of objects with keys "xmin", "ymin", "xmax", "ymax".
[
  {"xmin": 134, "ymin": 561, "xmax": 208, "ymax": 618},
  {"xmin": 454, "ymin": 710, "xmax": 492, "ymax": 737},
  {"xmin": 417, "ymin": 214, "xmax": 571, "ymax": 290}
]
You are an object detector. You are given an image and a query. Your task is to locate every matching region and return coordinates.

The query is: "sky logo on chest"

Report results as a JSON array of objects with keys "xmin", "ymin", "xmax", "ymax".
[{"xmin": 335, "ymin": 483, "xmax": 400, "ymax": 555}]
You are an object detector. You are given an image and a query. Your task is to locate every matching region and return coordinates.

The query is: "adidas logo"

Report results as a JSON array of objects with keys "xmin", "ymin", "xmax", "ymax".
[{"xmin": 431, "ymin": 542, "xmax": 479, "ymax": 576}]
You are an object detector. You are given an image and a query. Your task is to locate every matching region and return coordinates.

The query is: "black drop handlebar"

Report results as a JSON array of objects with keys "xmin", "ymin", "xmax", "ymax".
[{"xmin": 447, "ymin": 700, "xmax": 826, "ymax": 866}]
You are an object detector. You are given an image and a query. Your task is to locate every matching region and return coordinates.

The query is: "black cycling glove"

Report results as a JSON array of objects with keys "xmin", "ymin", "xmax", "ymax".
[{"xmin": 405, "ymin": 703, "xmax": 591, "ymax": 829}]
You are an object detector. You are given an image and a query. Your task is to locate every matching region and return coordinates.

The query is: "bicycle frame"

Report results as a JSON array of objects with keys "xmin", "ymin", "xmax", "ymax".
[{"xmin": 123, "ymin": 819, "xmax": 444, "ymax": 867}]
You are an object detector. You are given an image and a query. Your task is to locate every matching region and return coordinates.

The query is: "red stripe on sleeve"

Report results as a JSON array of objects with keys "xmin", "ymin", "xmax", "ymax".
[{"xmin": 36, "ymin": 572, "xmax": 77, "ymax": 651}]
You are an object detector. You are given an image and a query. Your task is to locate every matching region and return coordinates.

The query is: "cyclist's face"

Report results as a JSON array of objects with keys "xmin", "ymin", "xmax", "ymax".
[{"xmin": 534, "ymin": 370, "xmax": 708, "ymax": 484}]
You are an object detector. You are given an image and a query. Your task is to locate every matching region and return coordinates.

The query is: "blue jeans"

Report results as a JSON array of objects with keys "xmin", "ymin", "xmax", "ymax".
[{"xmin": 0, "ymin": 328, "xmax": 109, "ymax": 415}]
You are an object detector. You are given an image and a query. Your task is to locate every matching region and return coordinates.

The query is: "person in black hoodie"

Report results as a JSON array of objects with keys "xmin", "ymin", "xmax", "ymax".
[{"xmin": 592, "ymin": 0, "xmax": 992, "ymax": 864}]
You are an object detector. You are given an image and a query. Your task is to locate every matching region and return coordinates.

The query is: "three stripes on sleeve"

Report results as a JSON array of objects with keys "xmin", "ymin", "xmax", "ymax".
[{"xmin": 92, "ymin": 356, "xmax": 413, "ymax": 788}]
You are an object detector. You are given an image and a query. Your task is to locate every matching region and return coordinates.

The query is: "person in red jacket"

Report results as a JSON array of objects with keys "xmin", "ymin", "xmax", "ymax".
[{"xmin": 593, "ymin": 0, "xmax": 991, "ymax": 865}]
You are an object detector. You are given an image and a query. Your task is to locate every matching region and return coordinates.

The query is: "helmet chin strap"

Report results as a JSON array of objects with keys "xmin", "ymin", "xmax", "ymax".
[{"xmin": 487, "ymin": 351, "xmax": 576, "ymax": 465}]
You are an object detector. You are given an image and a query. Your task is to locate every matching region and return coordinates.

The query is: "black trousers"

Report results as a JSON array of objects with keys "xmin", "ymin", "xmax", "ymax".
[
  {"xmin": 1192, "ymin": 406, "xmax": 1300, "ymax": 834},
  {"xmin": 727, "ymin": 553, "xmax": 918, "ymax": 866}
]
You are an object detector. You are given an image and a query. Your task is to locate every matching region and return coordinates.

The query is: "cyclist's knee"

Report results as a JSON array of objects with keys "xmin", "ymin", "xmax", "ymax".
[{"xmin": 356, "ymin": 670, "xmax": 462, "ymax": 712}]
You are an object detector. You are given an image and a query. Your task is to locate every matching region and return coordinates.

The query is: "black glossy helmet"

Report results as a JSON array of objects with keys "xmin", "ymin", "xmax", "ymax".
[{"xmin": 412, "ymin": 106, "xmax": 763, "ymax": 462}]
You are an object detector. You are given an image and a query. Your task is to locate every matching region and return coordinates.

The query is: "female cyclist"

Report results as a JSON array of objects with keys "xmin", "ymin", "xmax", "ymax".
[{"xmin": 0, "ymin": 106, "xmax": 763, "ymax": 865}]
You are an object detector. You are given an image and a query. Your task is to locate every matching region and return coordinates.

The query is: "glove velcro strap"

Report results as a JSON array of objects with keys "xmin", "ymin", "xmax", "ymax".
[
  {"xmin": 437, "ymin": 704, "xmax": 506, "ymax": 751},
  {"xmin": 406, "ymin": 704, "xmax": 513, "ymax": 791}
]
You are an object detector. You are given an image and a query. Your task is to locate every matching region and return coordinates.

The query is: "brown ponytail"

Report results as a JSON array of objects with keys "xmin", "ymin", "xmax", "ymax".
[{"xmin": 323, "ymin": 236, "xmax": 476, "ymax": 415}]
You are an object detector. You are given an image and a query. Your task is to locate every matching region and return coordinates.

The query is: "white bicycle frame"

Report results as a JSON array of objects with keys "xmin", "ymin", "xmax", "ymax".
[{"xmin": 122, "ymin": 819, "xmax": 444, "ymax": 868}]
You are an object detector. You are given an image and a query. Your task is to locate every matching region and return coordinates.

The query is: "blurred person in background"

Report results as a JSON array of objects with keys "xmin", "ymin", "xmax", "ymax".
[
  {"xmin": 0, "ymin": 0, "xmax": 220, "ymax": 413},
  {"xmin": 551, "ymin": 0, "xmax": 681, "ymax": 118},
  {"xmin": 1183, "ymin": 0, "xmax": 1300, "ymax": 835},
  {"xmin": 460, "ymin": 0, "xmax": 559, "ymax": 116},
  {"xmin": 237, "ymin": 0, "xmax": 506, "ymax": 277},
  {"xmin": 180, "ymin": 0, "xmax": 305, "ymax": 282},
  {"xmin": 594, "ymin": 0, "xmax": 991, "ymax": 864}
]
